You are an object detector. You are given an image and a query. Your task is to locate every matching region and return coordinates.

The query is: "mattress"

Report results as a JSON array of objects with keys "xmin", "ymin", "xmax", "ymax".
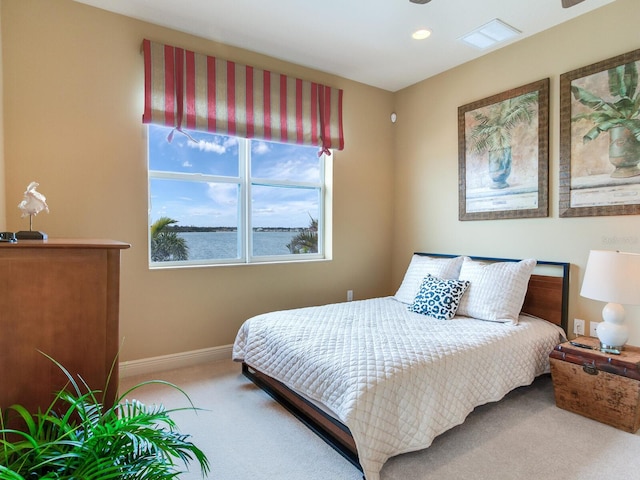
[{"xmin": 232, "ymin": 296, "xmax": 565, "ymax": 480}]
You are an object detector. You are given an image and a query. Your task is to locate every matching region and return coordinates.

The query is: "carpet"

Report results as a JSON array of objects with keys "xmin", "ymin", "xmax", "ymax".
[{"xmin": 120, "ymin": 359, "xmax": 640, "ymax": 479}]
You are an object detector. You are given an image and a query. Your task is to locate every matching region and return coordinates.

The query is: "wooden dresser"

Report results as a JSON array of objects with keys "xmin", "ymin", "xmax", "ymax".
[{"xmin": 0, "ymin": 239, "xmax": 129, "ymax": 414}]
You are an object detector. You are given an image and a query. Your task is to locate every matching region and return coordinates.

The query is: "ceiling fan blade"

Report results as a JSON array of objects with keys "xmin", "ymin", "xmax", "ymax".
[{"xmin": 562, "ymin": 0, "xmax": 586, "ymax": 7}]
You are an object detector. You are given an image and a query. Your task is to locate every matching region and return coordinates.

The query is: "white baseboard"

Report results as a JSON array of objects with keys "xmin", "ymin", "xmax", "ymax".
[{"xmin": 119, "ymin": 344, "xmax": 233, "ymax": 379}]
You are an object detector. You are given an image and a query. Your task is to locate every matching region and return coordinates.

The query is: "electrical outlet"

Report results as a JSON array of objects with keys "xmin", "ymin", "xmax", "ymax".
[
  {"xmin": 590, "ymin": 321, "xmax": 600, "ymax": 337},
  {"xmin": 347, "ymin": 290, "xmax": 353, "ymax": 302},
  {"xmin": 573, "ymin": 318, "xmax": 585, "ymax": 336}
]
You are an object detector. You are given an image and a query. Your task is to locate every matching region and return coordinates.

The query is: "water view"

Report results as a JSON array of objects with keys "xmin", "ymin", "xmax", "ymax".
[{"xmin": 178, "ymin": 230, "xmax": 299, "ymax": 260}]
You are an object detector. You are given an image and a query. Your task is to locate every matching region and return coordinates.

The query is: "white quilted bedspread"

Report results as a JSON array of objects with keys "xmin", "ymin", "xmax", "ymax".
[{"xmin": 232, "ymin": 297, "xmax": 564, "ymax": 480}]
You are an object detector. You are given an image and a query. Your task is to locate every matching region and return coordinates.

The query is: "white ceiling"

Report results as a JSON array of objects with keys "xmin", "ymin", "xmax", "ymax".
[{"xmin": 74, "ymin": 0, "xmax": 615, "ymax": 92}]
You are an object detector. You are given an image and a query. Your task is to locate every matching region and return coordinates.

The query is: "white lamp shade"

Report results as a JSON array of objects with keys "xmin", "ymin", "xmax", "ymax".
[{"xmin": 580, "ymin": 250, "xmax": 640, "ymax": 306}]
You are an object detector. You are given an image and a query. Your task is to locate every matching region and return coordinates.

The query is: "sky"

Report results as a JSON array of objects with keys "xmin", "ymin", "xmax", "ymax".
[{"xmin": 148, "ymin": 125, "xmax": 322, "ymax": 228}]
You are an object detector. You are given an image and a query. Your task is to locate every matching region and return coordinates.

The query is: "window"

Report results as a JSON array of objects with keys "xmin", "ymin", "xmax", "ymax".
[{"xmin": 148, "ymin": 124, "xmax": 330, "ymax": 267}]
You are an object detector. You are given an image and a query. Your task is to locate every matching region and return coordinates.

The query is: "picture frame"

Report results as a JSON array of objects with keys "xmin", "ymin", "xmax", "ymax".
[
  {"xmin": 458, "ymin": 78, "xmax": 549, "ymax": 221},
  {"xmin": 559, "ymin": 49, "xmax": 640, "ymax": 218}
]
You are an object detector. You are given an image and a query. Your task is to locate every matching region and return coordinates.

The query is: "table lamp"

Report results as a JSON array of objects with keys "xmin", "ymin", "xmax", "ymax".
[{"xmin": 580, "ymin": 250, "xmax": 640, "ymax": 351}]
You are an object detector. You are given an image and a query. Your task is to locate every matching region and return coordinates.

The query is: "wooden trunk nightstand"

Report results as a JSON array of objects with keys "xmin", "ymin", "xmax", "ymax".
[{"xmin": 549, "ymin": 336, "xmax": 640, "ymax": 433}]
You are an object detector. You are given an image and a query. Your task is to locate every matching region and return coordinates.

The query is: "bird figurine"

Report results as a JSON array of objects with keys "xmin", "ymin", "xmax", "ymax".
[
  {"xmin": 18, "ymin": 181, "xmax": 49, "ymax": 217},
  {"xmin": 16, "ymin": 181, "xmax": 49, "ymax": 240}
]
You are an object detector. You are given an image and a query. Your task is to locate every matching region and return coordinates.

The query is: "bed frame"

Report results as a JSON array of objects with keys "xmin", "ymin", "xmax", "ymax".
[{"xmin": 242, "ymin": 254, "xmax": 570, "ymax": 472}]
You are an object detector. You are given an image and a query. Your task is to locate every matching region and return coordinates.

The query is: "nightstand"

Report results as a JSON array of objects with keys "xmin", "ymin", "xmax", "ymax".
[{"xmin": 549, "ymin": 336, "xmax": 640, "ymax": 433}]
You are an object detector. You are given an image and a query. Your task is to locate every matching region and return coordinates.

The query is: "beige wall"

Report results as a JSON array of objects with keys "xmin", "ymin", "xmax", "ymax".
[
  {"xmin": 0, "ymin": 0, "xmax": 394, "ymax": 361},
  {"xmin": 3, "ymin": 0, "xmax": 640, "ymax": 361},
  {"xmin": 0, "ymin": 2, "xmax": 5, "ymax": 230},
  {"xmin": 393, "ymin": 0, "xmax": 640, "ymax": 344}
]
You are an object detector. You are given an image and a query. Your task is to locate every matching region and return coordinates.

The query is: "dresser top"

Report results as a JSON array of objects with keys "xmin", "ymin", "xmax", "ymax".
[{"xmin": 0, "ymin": 238, "xmax": 130, "ymax": 249}]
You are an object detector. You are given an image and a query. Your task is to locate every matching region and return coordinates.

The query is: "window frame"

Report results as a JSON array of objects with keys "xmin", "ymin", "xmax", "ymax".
[{"xmin": 148, "ymin": 127, "xmax": 331, "ymax": 268}]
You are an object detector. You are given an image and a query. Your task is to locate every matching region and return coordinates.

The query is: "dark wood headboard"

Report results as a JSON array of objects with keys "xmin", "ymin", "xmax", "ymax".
[{"xmin": 415, "ymin": 253, "xmax": 570, "ymax": 333}]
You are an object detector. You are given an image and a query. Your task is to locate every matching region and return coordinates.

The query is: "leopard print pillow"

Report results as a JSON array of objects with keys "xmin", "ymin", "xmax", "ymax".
[{"xmin": 409, "ymin": 274, "xmax": 470, "ymax": 320}]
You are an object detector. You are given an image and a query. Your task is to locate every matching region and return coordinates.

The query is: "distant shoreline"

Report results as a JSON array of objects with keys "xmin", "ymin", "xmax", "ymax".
[{"xmin": 165, "ymin": 226, "xmax": 306, "ymax": 233}]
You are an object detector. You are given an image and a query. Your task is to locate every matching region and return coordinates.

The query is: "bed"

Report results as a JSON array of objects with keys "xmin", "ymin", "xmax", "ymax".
[{"xmin": 232, "ymin": 253, "xmax": 569, "ymax": 480}]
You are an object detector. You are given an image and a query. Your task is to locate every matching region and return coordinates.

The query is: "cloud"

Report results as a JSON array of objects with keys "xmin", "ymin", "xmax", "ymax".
[
  {"xmin": 186, "ymin": 135, "xmax": 238, "ymax": 154},
  {"xmin": 256, "ymin": 157, "xmax": 320, "ymax": 183},
  {"xmin": 250, "ymin": 186, "xmax": 319, "ymax": 227},
  {"xmin": 206, "ymin": 182, "xmax": 238, "ymax": 207},
  {"xmin": 185, "ymin": 206, "xmax": 229, "ymax": 219},
  {"xmin": 188, "ymin": 139, "xmax": 227, "ymax": 154},
  {"xmin": 252, "ymin": 141, "xmax": 270, "ymax": 155}
]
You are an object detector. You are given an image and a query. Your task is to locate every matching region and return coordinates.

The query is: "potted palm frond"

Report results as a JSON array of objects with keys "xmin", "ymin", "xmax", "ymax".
[
  {"xmin": 0, "ymin": 355, "xmax": 210, "ymax": 479},
  {"xmin": 470, "ymin": 91, "xmax": 538, "ymax": 189},
  {"xmin": 571, "ymin": 61, "xmax": 640, "ymax": 178}
]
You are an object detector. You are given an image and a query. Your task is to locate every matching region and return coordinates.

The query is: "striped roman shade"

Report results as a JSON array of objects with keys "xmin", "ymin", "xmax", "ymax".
[{"xmin": 142, "ymin": 39, "xmax": 344, "ymax": 154}]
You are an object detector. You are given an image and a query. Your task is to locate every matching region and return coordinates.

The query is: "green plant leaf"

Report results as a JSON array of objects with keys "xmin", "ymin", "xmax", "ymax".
[
  {"xmin": 608, "ymin": 62, "xmax": 639, "ymax": 99},
  {"xmin": 0, "ymin": 356, "xmax": 210, "ymax": 479},
  {"xmin": 0, "ymin": 465, "xmax": 25, "ymax": 480},
  {"xmin": 571, "ymin": 62, "xmax": 640, "ymax": 143},
  {"xmin": 571, "ymin": 85, "xmax": 620, "ymax": 116},
  {"xmin": 468, "ymin": 92, "xmax": 538, "ymax": 155}
]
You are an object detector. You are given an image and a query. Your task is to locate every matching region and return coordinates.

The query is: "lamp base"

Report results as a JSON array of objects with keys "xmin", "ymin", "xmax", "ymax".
[
  {"xmin": 596, "ymin": 302, "xmax": 629, "ymax": 352},
  {"xmin": 15, "ymin": 230, "xmax": 48, "ymax": 240},
  {"xmin": 599, "ymin": 342, "xmax": 623, "ymax": 354}
]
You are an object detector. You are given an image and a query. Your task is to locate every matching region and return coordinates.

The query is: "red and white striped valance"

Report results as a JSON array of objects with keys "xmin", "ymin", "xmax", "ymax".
[{"xmin": 142, "ymin": 39, "xmax": 344, "ymax": 154}]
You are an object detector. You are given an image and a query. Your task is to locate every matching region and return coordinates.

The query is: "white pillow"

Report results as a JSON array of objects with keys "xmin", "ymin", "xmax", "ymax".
[
  {"xmin": 456, "ymin": 257, "xmax": 537, "ymax": 324},
  {"xmin": 395, "ymin": 255, "xmax": 465, "ymax": 304}
]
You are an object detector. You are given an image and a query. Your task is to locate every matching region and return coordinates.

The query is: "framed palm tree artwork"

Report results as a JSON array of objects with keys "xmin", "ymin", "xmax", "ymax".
[
  {"xmin": 559, "ymin": 49, "xmax": 640, "ymax": 217},
  {"xmin": 458, "ymin": 78, "xmax": 550, "ymax": 221}
]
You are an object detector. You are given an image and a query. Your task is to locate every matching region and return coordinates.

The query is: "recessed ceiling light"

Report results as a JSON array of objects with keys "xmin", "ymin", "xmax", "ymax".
[
  {"xmin": 412, "ymin": 29, "xmax": 432, "ymax": 40},
  {"xmin": 459, "ymin": 18, "xmax": 520, "ymax": 50}
]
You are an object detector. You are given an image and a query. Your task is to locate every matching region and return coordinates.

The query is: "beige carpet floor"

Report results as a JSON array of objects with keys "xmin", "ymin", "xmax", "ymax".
[{"xmin": 120, "ymin": 359, "xmax": 640, "ymax": 480}]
